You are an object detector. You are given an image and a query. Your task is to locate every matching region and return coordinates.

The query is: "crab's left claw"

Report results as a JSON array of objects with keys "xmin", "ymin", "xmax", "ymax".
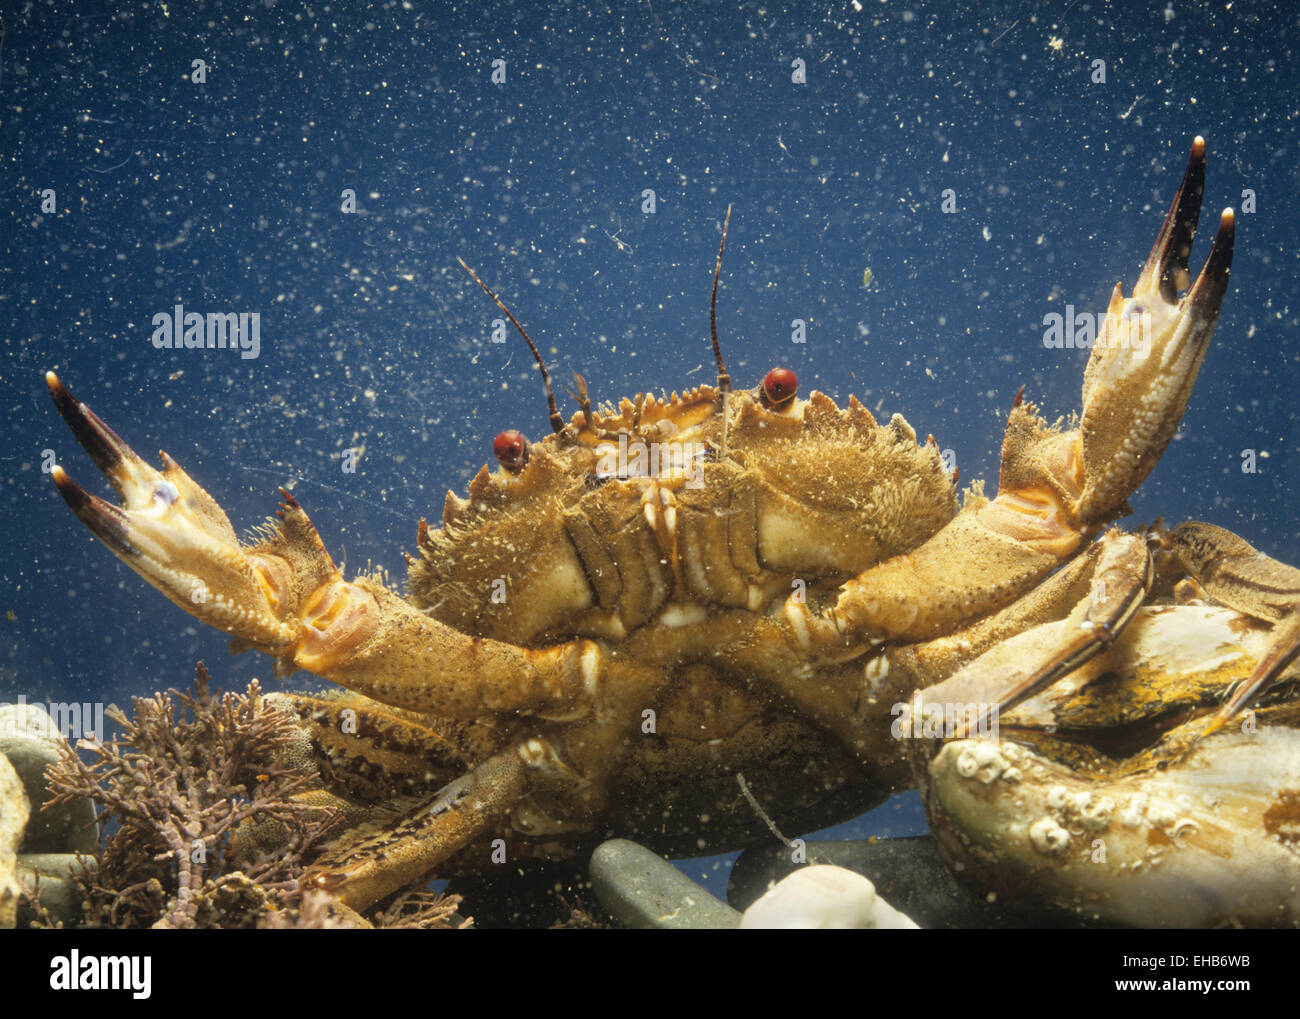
[
  {"xmin": 45, "ymin": 371, "xmax": 298, "ymax": 653},
  {"xmin": 1075, "ymin": 137, "xmax": 1235, "ymax": 523}
]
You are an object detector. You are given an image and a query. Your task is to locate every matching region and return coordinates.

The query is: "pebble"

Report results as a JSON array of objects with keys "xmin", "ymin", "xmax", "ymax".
[
  {"xmin": 0, "ymin": 753, "xmax": 29, "ymax": 929},
  {"xmin": 0, "ymin": 701, "xmax": 101, "ymax": 927},
  {"xmin": 590, "ymin": 838, "xmax": 741, "ymax": 929},
  {"xmin": 740, "ymin": 865, "xmax": 918, "ymax": 929},
  {"xmin": 0, "ymin": 702, "xmax": 98, "ymax": 854},
  {"xmin": 17, "ymin": 853, "xmax": 91, "ymax": 928},
  {"xmin": 730, "ymin": 837, "xmax": 1107, "ymax": 928}
]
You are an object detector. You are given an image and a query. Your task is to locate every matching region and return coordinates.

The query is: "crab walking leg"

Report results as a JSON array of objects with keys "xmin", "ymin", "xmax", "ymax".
[
  {"xmin": 46, "ymin": 372, "xmax": 603, "ymax": 720},
  {"xmin": 784, "ymin": 138, "xmax": 1234, "ymax": 654},
  {"xmin": 307, "ymin": 746, "xmax": 529, "ymax": 912},
  {"xmin": 1165, "ymin": 522, "xmax": 1300, "ymax": 732},
  {"xmin": 903, "ymin": 530, "xmax": 1154, "ymax": 735}
]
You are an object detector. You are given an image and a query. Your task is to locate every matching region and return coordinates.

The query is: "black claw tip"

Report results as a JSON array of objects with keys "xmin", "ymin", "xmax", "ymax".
[
  {"xmin": 50, "ymin": 466, "xmax": 136, "ymax": 556},
  {"xmin": 1142, "ymin": 137, "xmax": 1209, "ymax": 304},
  {"xmin": 45, "ymin": 372, "xmax": 139, "ymax": 485},
  {"xmin": 1185, "ymin": 208, "xmax": 1235, "ymax": 323}
]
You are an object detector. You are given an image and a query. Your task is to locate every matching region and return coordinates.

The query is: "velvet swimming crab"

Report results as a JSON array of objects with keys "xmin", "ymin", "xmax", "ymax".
[{"xmin": 45, "ymin": 137, "xmax": 1300, "ymax": 926}]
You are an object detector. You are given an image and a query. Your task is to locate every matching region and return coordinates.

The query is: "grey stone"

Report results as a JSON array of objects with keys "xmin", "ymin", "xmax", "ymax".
[
  {"xmin": 0, "ymin": 701, "xmax": 71, "ymax": 745},
  {"xmin": 17, "ymin": 853, "xmax": 92, "ymax": 928},
  {"xmin": 590, "ymin": 838, "xmax": 741, "ymax": 929},
  {"xmin": 0, "ymin": 753, "xmax": 29, "ymax": 928},
  {"xmin": 0, "ymin": 703, "xmax": 98, "ymax": 854}
]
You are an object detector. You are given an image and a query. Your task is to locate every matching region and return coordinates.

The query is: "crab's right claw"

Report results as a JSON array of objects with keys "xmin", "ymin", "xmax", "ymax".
[
  {"xmin": 46, "ymin": 371, "xmax": 297, "ymax": 653},
  {"xmin": 1076, "ymin": 137, "xmax": 1236, "ymax": 524}
]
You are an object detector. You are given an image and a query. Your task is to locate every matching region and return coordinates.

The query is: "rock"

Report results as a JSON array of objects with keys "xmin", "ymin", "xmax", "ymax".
[
  {"xmin": 730, "ymin": 837, "xmax": 1107, "ymax": 928},
  {"xmin": 0, "ymin": 753, "xmax": 30, "ymax": 928},
  {"xmin": 0, "ymin": 702, "xmax": 98, "ymax": 854},
  {"xmin": 740, "ymin": 864, "xmax": 919, "ymax": 929},
  {"xmin": 16, "ymin": 853, "xmax": 90, "ymax": 928},
  {"xmin": 590, "ymin": 838, "xmax": 741, "ymax": 929}
]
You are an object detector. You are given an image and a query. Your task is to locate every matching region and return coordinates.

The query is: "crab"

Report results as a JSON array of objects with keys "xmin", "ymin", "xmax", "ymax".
[{"xmin": 43, "ymin": 137, "xmax": 1300, "ymax": 926}]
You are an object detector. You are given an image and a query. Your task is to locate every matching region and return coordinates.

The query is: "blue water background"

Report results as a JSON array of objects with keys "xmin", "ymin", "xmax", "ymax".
[{"xmin": 1, "ymin": 1, "xmax": 1297, "ymax": 901}]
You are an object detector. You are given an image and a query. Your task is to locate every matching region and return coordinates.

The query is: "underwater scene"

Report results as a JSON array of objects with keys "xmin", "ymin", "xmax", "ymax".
[{"xmin": 1, "ymin": 0, "xmax": 1298, "ymax": 934}]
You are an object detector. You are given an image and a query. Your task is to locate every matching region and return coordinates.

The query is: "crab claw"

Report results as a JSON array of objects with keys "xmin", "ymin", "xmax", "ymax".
[
  {"xmin": 1076, "ymin": 137, "xmax": 1235, "ymax": 523},
  {"xmin": 46, "ymin": 372, "xmax": 604, "ymax": 727},
  {"xmin": 45, "ymin": 371, "xmax": 297, "ymax": 653}
]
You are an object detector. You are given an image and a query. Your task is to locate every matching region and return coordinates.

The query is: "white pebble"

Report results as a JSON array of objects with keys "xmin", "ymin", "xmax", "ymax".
[{"xmin": 740, "ymin": 865, "xmax": 919, "ymax": 929}]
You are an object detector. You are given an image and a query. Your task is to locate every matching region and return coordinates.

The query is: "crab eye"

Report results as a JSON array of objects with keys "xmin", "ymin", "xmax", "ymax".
[
  {"xmin": 493, "ymin": 430, "xmax": 530, "ymax": 473},
  {"xmin": 762, "ymin": 367, "xmax": 798, "ymax": 408},
  {"xmin": 493, "ymin": 430, "xmax": 529, "ymax": 471}
]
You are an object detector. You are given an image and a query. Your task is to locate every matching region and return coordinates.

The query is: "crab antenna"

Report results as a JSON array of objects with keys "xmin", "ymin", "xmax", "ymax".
[
  {"xmin": 711, "ymin": 205, "xmax": 733, "ymax": 394},
  {"xmin": 457, "ymin": 257, "xmax": 565, "ymax": 435}
]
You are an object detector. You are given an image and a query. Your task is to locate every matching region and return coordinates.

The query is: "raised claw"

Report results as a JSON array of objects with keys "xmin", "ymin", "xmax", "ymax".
[
  {"xmin": 788, "ymin": 138, "xmax": 1238, "ymax": 661},
  {"xmin": 45, "ymin": 371, "xmax": 298, "ymax": 653},
  {"xmin": 1076, "ymin": 137, "xmax": 1236, "ymax": 523},
  {"xmin": 47, "ymin": 371, "xmax": 616, "ymax": 724}
]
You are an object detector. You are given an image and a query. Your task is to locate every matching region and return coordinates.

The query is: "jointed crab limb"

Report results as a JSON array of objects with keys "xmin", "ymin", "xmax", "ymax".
[
  {"xmin": 784, "ymin": 139, "xmax": 1233, "ymax": 658},
  {"xmin": 46, "ymin": 372, "xmax": 606, "ymax": 721},
  {"xmin": 908, "ymin": 530, "xmax": 1154, "ymax": 738},
  {"xmin": 47, "ymin": 371, "xmax": 298, "ymax": 653},
  {"xmin": 906, "ymin": 523, "xmax": 1300, "ymax": 776},
  {"xmin": 890, "ymin": 537, "xmax": 1110, "ymax": 688},
  {"xmin": 297, "ymin": 572, "xmax": 602, "ymax": 718},
  {"xmin": 307, "ymin": 746, "xmax": 530, "ymax": 911},
  {"xmin": 1164, "ymin": 522, "xmax": 1300, "ymax": 732}
]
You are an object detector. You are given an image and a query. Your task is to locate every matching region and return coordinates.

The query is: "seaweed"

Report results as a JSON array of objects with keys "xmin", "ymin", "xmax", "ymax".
[{"xmin": 42, "ymin": 663, "xmax": 347, "ymax": 928}]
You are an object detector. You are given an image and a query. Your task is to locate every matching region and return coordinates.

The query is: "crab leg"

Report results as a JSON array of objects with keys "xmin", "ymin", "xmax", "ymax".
[
  {"xmin": 45, "ymin": 372, "xmax": 606, "ymax": 721},
  {"xmin": 784, "ymin": 138, "xmax": 1233, "ymax": 660},
  {"xmin": 918, "ymin": 530, "xmax": 1154, "ymax": 738},
  {"xmin": 306, "ymin": 746, "xmax": 529, "ymax": 912},
  {"xmin": 905, "ymin": 599, "xmax": 1300, "ymax": 928},
  {"xmin": 1165, "ymin": 522, "xmax": 1300, "ymax": 733}
]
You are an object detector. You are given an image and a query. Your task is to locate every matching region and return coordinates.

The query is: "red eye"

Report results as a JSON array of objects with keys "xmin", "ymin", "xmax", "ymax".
[
  {"xmin": 493, "ymin": 430, "xmax": 529, "ymax": 472},
  {"xmin": 763, "ymin": 367, "xmax": 797, "ymax": 408}
]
